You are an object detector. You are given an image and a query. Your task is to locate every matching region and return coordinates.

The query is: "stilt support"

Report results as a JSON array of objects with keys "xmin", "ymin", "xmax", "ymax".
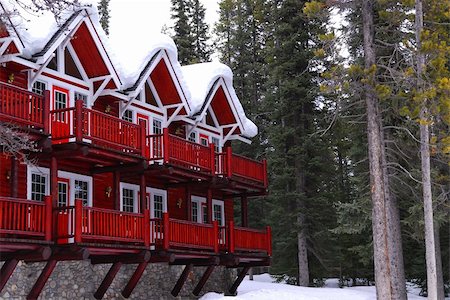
[
  {"xmin": 121, "ymin": 262, "xmax": 148, "ymax": 298},
  {"xmin": 192, "ymin": 265, "xmax": 215, "ymax": 296},
  {"xmin": 226, "ymin": 266, "xmax": 250, "ymax": 296},
  {"xmin": 27, "ymin": 259, "xmax": 57, "ymax": 300},
  {"xmin": 94, "ymin": 262, "xmax": 122, "ymax": 300},
  {"xmin": 0, "ymin": 259, "xmax": 18, "ymax": 293},
  {"xmin": 171, "ymin": 263, "xmax": 193, "ymax": 297}
]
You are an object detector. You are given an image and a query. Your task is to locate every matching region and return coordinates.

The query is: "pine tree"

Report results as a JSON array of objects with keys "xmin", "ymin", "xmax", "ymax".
[
  {"xmin": 189, "ymin": 0, "xmax": 211, "ymax": 62},
  {"xmin": 171, "ymin": 0, "xmax": 195, "ymax": 64},
  {"xmin": 97, "ymin": 0, "xmax": 110, "ymax": 35}
]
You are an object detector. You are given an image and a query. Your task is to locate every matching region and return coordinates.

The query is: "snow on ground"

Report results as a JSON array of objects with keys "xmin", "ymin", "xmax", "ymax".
[{"xmin": 200, "ymin": 274, "xmax": 434, "ymax": 300}]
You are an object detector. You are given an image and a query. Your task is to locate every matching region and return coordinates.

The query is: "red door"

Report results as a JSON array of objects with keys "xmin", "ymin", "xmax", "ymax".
[
  {"xmin": 56, "ymin": 178, "xmax": 70, "ymax": 244},
  {"xmin": 137, "ymin": 113, "xmax": 150, "ymax": 158},
  {"xmin": 52, "ymin": 86, "xmax": 70, "ymax": 144}
]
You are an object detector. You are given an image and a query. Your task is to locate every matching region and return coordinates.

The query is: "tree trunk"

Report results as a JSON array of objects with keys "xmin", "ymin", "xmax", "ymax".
[
  {"xmin": 297, "ymin": 211, "xmax": 309, "ymax": 286},
  {"xmin": 415, "ymin": 0, "xmax": 440, "ymax": 298},
  {"xmin": 435, "ymin": 225, "xmax": 445, "ymax": 299},
  {"xmin": 362, "ymin": 0, "xmax": 394, "ymax": 298}
]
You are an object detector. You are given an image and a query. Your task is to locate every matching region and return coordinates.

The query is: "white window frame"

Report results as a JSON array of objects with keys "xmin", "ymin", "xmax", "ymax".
[
  {"xmin": 32, "ymin": 80, "xmax": 47, "ymax": 96},
  {"xmin": 147, "ymin": 187, "xmax": 167, "ymax": 218},
  {"xmin": 122, "ymin": 109, "xmax": 134, "ymax": 123},
  {"xmin": 188, "ymin": 130, "xmax": 197, "ymax": 143},
  {"xmin": 27, "ymin": 167, "xmax": 49, "ymax": 201},
  {"xmin": 190, "ymin": 196, "xmax": 225, "ymax": 225},
  {"xmin": 212, "ymin": 199, "xmax": 225, "ymax": 226},
  {"xmin": 120, "ymin": 182, "xmax": 139, "ymax": 213}
]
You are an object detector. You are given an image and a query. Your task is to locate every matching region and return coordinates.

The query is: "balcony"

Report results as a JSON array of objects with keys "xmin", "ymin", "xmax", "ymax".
[
  {"xmin": 0, "ymin": 197, "xmax": 271, "ymax": 256},
  {"xmin": 0, "ymin": 83, "xmax": 49, "ymax": 133},
  {"xmin": 148, "ymin": 129, "xmax": 268, "ymax": 188},
  {"xmin": 50, "ymin": 100, "xmax": 146, "ymax": 156}
]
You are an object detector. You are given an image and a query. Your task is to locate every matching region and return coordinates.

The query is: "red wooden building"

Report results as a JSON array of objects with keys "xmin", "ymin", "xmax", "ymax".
[{"xmin": 0, "ymin": 4, "xmax": 270, "ymax": 299}]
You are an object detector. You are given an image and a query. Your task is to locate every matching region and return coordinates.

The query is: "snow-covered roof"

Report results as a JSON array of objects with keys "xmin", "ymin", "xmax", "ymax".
[{"xmin": 181, "ymin": 62, "xmax": 258, "ymax": 138}]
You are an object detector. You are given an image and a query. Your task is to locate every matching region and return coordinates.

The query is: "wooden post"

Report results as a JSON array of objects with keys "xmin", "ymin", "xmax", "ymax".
[
  {"xmin": 228, "ymin": 221, "xmax": 235, "ymax": 253},
  {"xmin": 44, "ymin": 196, "xmax": 52, "ymax": 241},
  {"xmin": 163, "ymin": 128, "xmax": 169, "ymax": 164},
  {"xmin": 113, "ymin": 171, "xmax": 120, "ymax": 211},
  {"xmin": 263, "ymin": 159, "xmax": 268, "ymax": 189},
  {"xmin": 226, "ymin": 147, "xmax": 232, "ymax": 178},
  {"xmin": 192, "ymin": 265, "xmax": 215, "ymax": 296},
  {"xmin": 0, "ymin": 259, "xmax": 18, "ymax": 293},
  {"xmin": 94, "ymin": 262, "xmax": 122, "ymax": 300},
  {"xmin": 139, "ymin": 120, "xmax": 146, "ymax": 157},
  {"xmin": 213, "ymin": 220, "xmax": 219, "ymax": 253},
  {"xmin": 74, "ymin": 199, "xmax": 82, "ymax": 243},
  {"xmin": 121, "ymin": 262, "xmax": 149, "ymax": 298},
  {"xmin": 10, "ymin": 156, "xmax": 18, "ymax": 198},
  {"xmin": 186, "ymin": 187, "xmax": 192, "ymax": 221},
  {"xmin": 171, "ymin": 264, "xmax": 193, "ymax": 297},
  {"xmin": 144, "ymin": 209, "xmax": 150, "ymax": 247},
  {"xmin": 206, "ymin": 189, "xmax": 212, "ymax": 224},
  {"xmin": 50, "ymin": 157, "xmax": 58, "ymax": 208},
  {"xmin": 27, "ymin": 260, "xmax": 57, "ymax": 300},
  {"xmin": 241, "ymin": 195, "xmax": 248, "ymax": 227},
  {"xmin": 139, "ymin": 173, "xmax": 146, "ymax": 212},
  {"xmin": 75, "ymin": 99, "xmax": 83, "ymax": 142},
  {"xmin": 210, "ymin": 143, "xmax": 216, "ymax": 174},
  {"xmin": 227, "ymin": 266, "xmax": 250, "ymax": 296},
  {"xmin": 266, "ymin": 226, "xmax": 272, "ymax": 256},
  {"xmin": 163, "ymin": 212, "xmax": 169, "ymax": 250},
  {"xmin": 43, "ymin": 90, "xmax": 50, "ymax": 134}
]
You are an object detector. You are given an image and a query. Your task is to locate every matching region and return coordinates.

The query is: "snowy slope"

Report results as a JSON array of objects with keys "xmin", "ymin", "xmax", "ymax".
[{"xmin": 200, "ymin": 274, "xmax": 432, "ymax": 300}]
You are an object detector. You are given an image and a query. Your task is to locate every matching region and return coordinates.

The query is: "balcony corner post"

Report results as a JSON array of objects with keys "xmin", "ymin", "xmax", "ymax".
[
  {"xmin": 163, "ymin": 128, "xmax": 170, "ymax": 164},
  {"xmin": 44, "ymin": 196, "xmax": 53, "ymax": 242},
  {"xmin": 228, "ymin": 221, "xmax": 235, "ymax": 253},
  {"xmin": 144, "ymin": 209, "xmax": 150, "ymax": 247},
  {"xmin": 163, "ymin": 212, "xmax": 170, "ymax": 250},
  {"xmin": 213, "ymin": 221, "xmax": 219, "ymax": 253},
  {"xmin": 210, "ymin": 144, "xmax": 215, "ymax": 175},
  {"xmin": 74, "ymin": 199, "xmax": 83, "ymax": 243},
  {"xmin": 226, "ymin": 147, "xmax": 232, "ymax": 178},
  {"xmin": 139, "ymin": 121, "xmax": 147, "ymax": 158},
  {"xmin": 75, "ymin": 99, "xmax": 83, "ymax": 142},
  {"xmin": 266, "ymin": 226, "xmax": 272, "ymax": 256},
  {"xmin": 43, "ymin": 90, "xmax": 50, "ymax": 134}
]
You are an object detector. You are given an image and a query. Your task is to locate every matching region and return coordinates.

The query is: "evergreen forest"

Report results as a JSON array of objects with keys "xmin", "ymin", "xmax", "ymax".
[{"xmin": 169, "ymin": 0, "xmax": 450, "ymax": 297}]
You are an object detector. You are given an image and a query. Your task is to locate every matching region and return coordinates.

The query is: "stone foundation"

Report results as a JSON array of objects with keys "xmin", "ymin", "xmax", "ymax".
[{"xmin": 0, "ymin": 261, "xmax": 237, "ymax": 299}]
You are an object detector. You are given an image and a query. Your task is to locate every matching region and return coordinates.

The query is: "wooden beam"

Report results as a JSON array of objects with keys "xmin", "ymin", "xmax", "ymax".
[
  {"xmin": 192, "ymin": 265, "xmax": 215, "ymax": 296},
  {"xmin": 226, "ymin": 266, "xmax": 250, "ymax": 296},
  {"xmin": 121, "ymin": 262, "xmax": 148, "ymax": 298},
  {"xmin": 241, "ymin": 195, "xmax": 248, "ymax": 227},
  {"xmin": 0, "ymin": 259, "xmax": 18, "ymax": 293},
  {"xmin": 50, "ymin": 157, "xmax": 58, "ymax": 209},
  {"xmin": 219, "ymin": 254, "xmax": 240, "ymax": 267},
  {"xmin": 26, "ymin": 260, "xmax": 57, "ymax": 300},
  {"xmin": 170, "ymin": 264, "xmax": 193, "ymax": 297},
  {"xmin": 94, "ymin": 262, "xmax": 122, "ymax": 300},
  {"xmin": 113, "ymin": 170, "xmax": 120, "ymax": 211},
  {"xmin": 50, "ymin": 248, "xmax": 89, "ymax": 261},
  {"xmin": 186, "ymin": 186, "xmax": 192, "ymax": 221},
  {"xmin": 9, "ymin": 156, "xmax": 18, "ymax": 198},
  {"xmin": 171, "ymin": 257, "xmax": 219, "ymax": 266},
  {"xmin": 206, "ymin": 189, "xmax": 212, "ymax": 224},
  {"xmin": 149, "ymin": 251, "xmax": 175, "ymax": 263},
  {"xmin": 90, "ymin": 251, "xmax": 151, "ymax": 265},
  {"xmin": 140, "ymin": 173, "xmax": 146, "ymax": 212},
  {"xmin": 0, "ymin": 247, "xmax": 52, "ymax": 262},
  {"xmin": 90, "ymin": 161, "xmax": 148, "ymax": 174}
]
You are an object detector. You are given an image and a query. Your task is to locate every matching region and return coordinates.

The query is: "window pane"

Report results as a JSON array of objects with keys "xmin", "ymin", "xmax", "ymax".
[
  {"xmin": 58, "ymin": 182, "xmax": 68, "ymax": 207},
  {"xmin": 122, "ymin": 188, "xmax": 134, "ymax": 212},
  {"xmin": 31, "ymin": 173, "xmax": 46, "ymax": 202},
  {"xmin": 123, "ymin": 110, "xmax": 133, "ymax": 123},
  {"xmin": 192, "ymin": 202, "xmax": 198, "ymax": 222},
  {"xmin": 75, "ymin": 180, "xmax": 88, "ymax": 206},
  {"xmin": 153, "ymin": 195, "xmax": 163, "ymax": 218},
  {"xmin": 32, "ymin": 81, "xmax": 46, "ymax": 95},
  {"xmin": 213, "ymin": 204, "xmax": 223, "ymax": 225},
  {"xmin": 153, "ymin": 119, "xmax": 162, "ymax": 134},
  {"xmin": 188, "ymin": 132, "xmax": 196, "ymax": 143}
]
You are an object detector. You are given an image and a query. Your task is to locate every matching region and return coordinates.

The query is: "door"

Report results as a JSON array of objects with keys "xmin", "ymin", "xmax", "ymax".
[
  {"xmin": 137, "ymin": 113, "xmax": 150, "ymax": 158},
  {"xmin": 56, "ymin": 178, "xmax": 70, "ymax": 244},
  {"xmin": 52, "ymin": 86, "xmax": 70, "ymax": 143},
  {"xmin": 199, "ymin": 134, "xmax": 209, "ymax": 168}
]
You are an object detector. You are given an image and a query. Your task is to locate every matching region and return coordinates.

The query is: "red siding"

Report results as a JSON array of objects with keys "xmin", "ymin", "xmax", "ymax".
[
  {"xmin": 225, "ymin": 198, "xmax": 233, "ymax": 224},
  {"xmin": 150, "ymin": 59, "xmax": 183, "ymax": 106},
  {"xmin": 0, "ymin": 65, "xmax": 28, "ymax": 89},
  {"xmin": 167, "ymin": 188, "xmax": 187, "ymax": 220},
  {"xmin": 0, "ymin": 153, "xmax": 27, "ymax": 198},
  {"xmin": 93, "ymin": 173, "xmax": 114, "ymax": 209}
]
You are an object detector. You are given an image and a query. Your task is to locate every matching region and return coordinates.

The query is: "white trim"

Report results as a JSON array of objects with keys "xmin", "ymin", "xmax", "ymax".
[
  {"xmin": 146, "ymin": 187, "xmax": 167, "ymax": 218},
  {"xmin": 29, "ymin": 53, "xmax": 56, "ymax": 88},
  {"xmin": 66, "ymin": 43, "xmax": 90, "ymax": 82},
  {"xmin": 212, "ymin": 199, "xmax": 225, "ymax": 226},
  {"xmin": 166, "ymin": 104, "xmax": 183, "ymax": 126},
  {"xmin": 119, "ymin": 182, "xmax": 139, "ymax": 213}
]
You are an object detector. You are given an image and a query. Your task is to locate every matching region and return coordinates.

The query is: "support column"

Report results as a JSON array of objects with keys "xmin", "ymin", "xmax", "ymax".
[
  {"xmin": 186, "ymin": 186, "xmax": 192, "ymax": 221},
  {"xmin": 94, "ymin": 262, "xmax": 122, "ymax": 300},
  {"xmin": 206, "ymin": 188, "xmax": 212, "ymax": 224},
  {"xmin": 27, "ymin": 260, "xmax": 57, "ymax": 300},
  {"xmin": 121, "ymin": 262, "xmax": 148, "ymax": 298},
  {"xmin": 113, "ymin": 171, "xmax": 120, "ymax": 211},
  {"xmin": 139, "ymin": 173, "xmax": 146, "ymax": 213},
  {"xmin": 226, "ymin": 266, "xmax": 250, "ymax": 296},
  {"xmin": 50, "ymin": 157, "xmax": 58, "ymax": 207},
  {"xmin": 192, "ymin": 265, "xmax": 215, "ymax": 296},
  {"xmin": 171, "ymin": 264, "xmax": 193, "ymax": 297},
  {"xmin": 0, "ymin": 259, "xmax": 18, "ymax": 293},
  {"xmin": 10, "ymin": 156, "xmax": 18, "ymax": 198},
  {"xmin": 241, "ymin": 195, "xmax": 248, "ymax": 227}
]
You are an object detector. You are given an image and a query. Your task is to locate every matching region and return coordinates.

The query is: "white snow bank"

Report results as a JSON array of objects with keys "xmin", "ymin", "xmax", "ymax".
[
  {"xmin": 181, "ymin": 62, "xmax": 258, "ymax": 138},
  {"xmin": 200, "ymin": 274, "xmax": 428, "ymax": 300}
]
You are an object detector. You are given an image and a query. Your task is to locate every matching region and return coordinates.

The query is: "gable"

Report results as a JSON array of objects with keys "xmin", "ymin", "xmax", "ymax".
[
  {"xmin": 150, "ymin": 59, "xmax": 183, "ymax": 107},
  {"xmin": 211, "ymin": 86, "xmax": 238, "ymax": 126}
]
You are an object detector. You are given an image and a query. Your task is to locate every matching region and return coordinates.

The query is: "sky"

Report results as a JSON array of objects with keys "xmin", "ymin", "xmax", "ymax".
[{"xmin": 108, "ymin": 0, "xmax": 220, "ymax": 48}]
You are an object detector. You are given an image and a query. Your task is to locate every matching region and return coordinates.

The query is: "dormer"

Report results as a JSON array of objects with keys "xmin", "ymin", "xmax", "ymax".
[{"xmin": 0, "ymin": 3, "xmax": 25, "ymax": 60}]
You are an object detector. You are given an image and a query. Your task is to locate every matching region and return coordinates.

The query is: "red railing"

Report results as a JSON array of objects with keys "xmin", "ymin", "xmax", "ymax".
[
  {"xmin": 147, "ymin": 128, "xmax": 215, "ymax": 174},
  {"xmin": 0, "ymin": 196, "xmax": 52, "ymax": 240},
  {"xmin": 231, "ymin": 224, "xmax": 272, "ymax": 255},
  {"xmin": 50, "ymin": 100, "xmax": 145, "ymax": 155},
  {"xmin": 0, "ymin": 83, "xmax": 49, "ymax": 132}
]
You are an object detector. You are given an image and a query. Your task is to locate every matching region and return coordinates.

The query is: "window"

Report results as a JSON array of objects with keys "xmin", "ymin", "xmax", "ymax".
[
  {"xmin": 54, "ymin": 91, "xmax": 67, "ymax": 121},
  {"xmin": 153, "ymin": 195, "xmax": 164, "ymax": 218},
  {"xmin": 75, "ymin": 92, "xmax": 88, "ymax": 106},
  {"xmin": 122, "ymin": 188, "xmax": 135, "ymax": 212},
  {"xmin": 188, "ymin": 131, "xmax": 197, "ymax": 143},
  {"xmin": 211, "ymin": 137, "xmax": 220, "ymax": 152},
  {"xmin": 32, "ymin": 81, "xmax": 47, "ymax": 95},
  {"xmin": 74, "ymin": 180, "xmax": 89, "ymax": 206},
  {"xmin": 123, "ymin": 110, "xmax": 133, "ymax": 123},
  {"xmin": 200, "ymin": 135, "xmax": 208, "ymax": 146},
  {"xmin": 213, "ymin": 204, "xmax": 223, "ymax": 225},
  {"xmin": 192, "ymin": 202, "xmax": 198, "ymax": 222},
  {"xmin": 202, "ymin": 203, "xmax": 208, "ymax": 224},
  {"xmin": 153, "ymin": 119, "xmax": 162, "ymax": 134},
  {"xmin": 58, "ymin": 182, "xmax": 68, "ymax": 207},
  {"xmin": 31, "ymin": 173, "xmax": 46, "ymax": 201}
]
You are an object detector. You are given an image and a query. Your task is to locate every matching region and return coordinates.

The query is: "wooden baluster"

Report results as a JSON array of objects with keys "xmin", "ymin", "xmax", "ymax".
[
  {"xmin": 163, "ymin": 212, "xmax": 169, "ymax": 250},
  {"xmin": 213, "ymin": 221, "xmax": 219, "ymax": 253},
  {"xmin": 44, "ymin": 196, "xmax": 52, "ymax": 241},
  {"xmin": 74, "ymin": 199, "xmax": 83, "ymax": 243},
  {"xmin": 163, "ymin": 128, "xmax": 169, "ymax": 164},
  {"xmin": 228, "ymin": 221, "xmax": 235, "ymax": 253}
]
